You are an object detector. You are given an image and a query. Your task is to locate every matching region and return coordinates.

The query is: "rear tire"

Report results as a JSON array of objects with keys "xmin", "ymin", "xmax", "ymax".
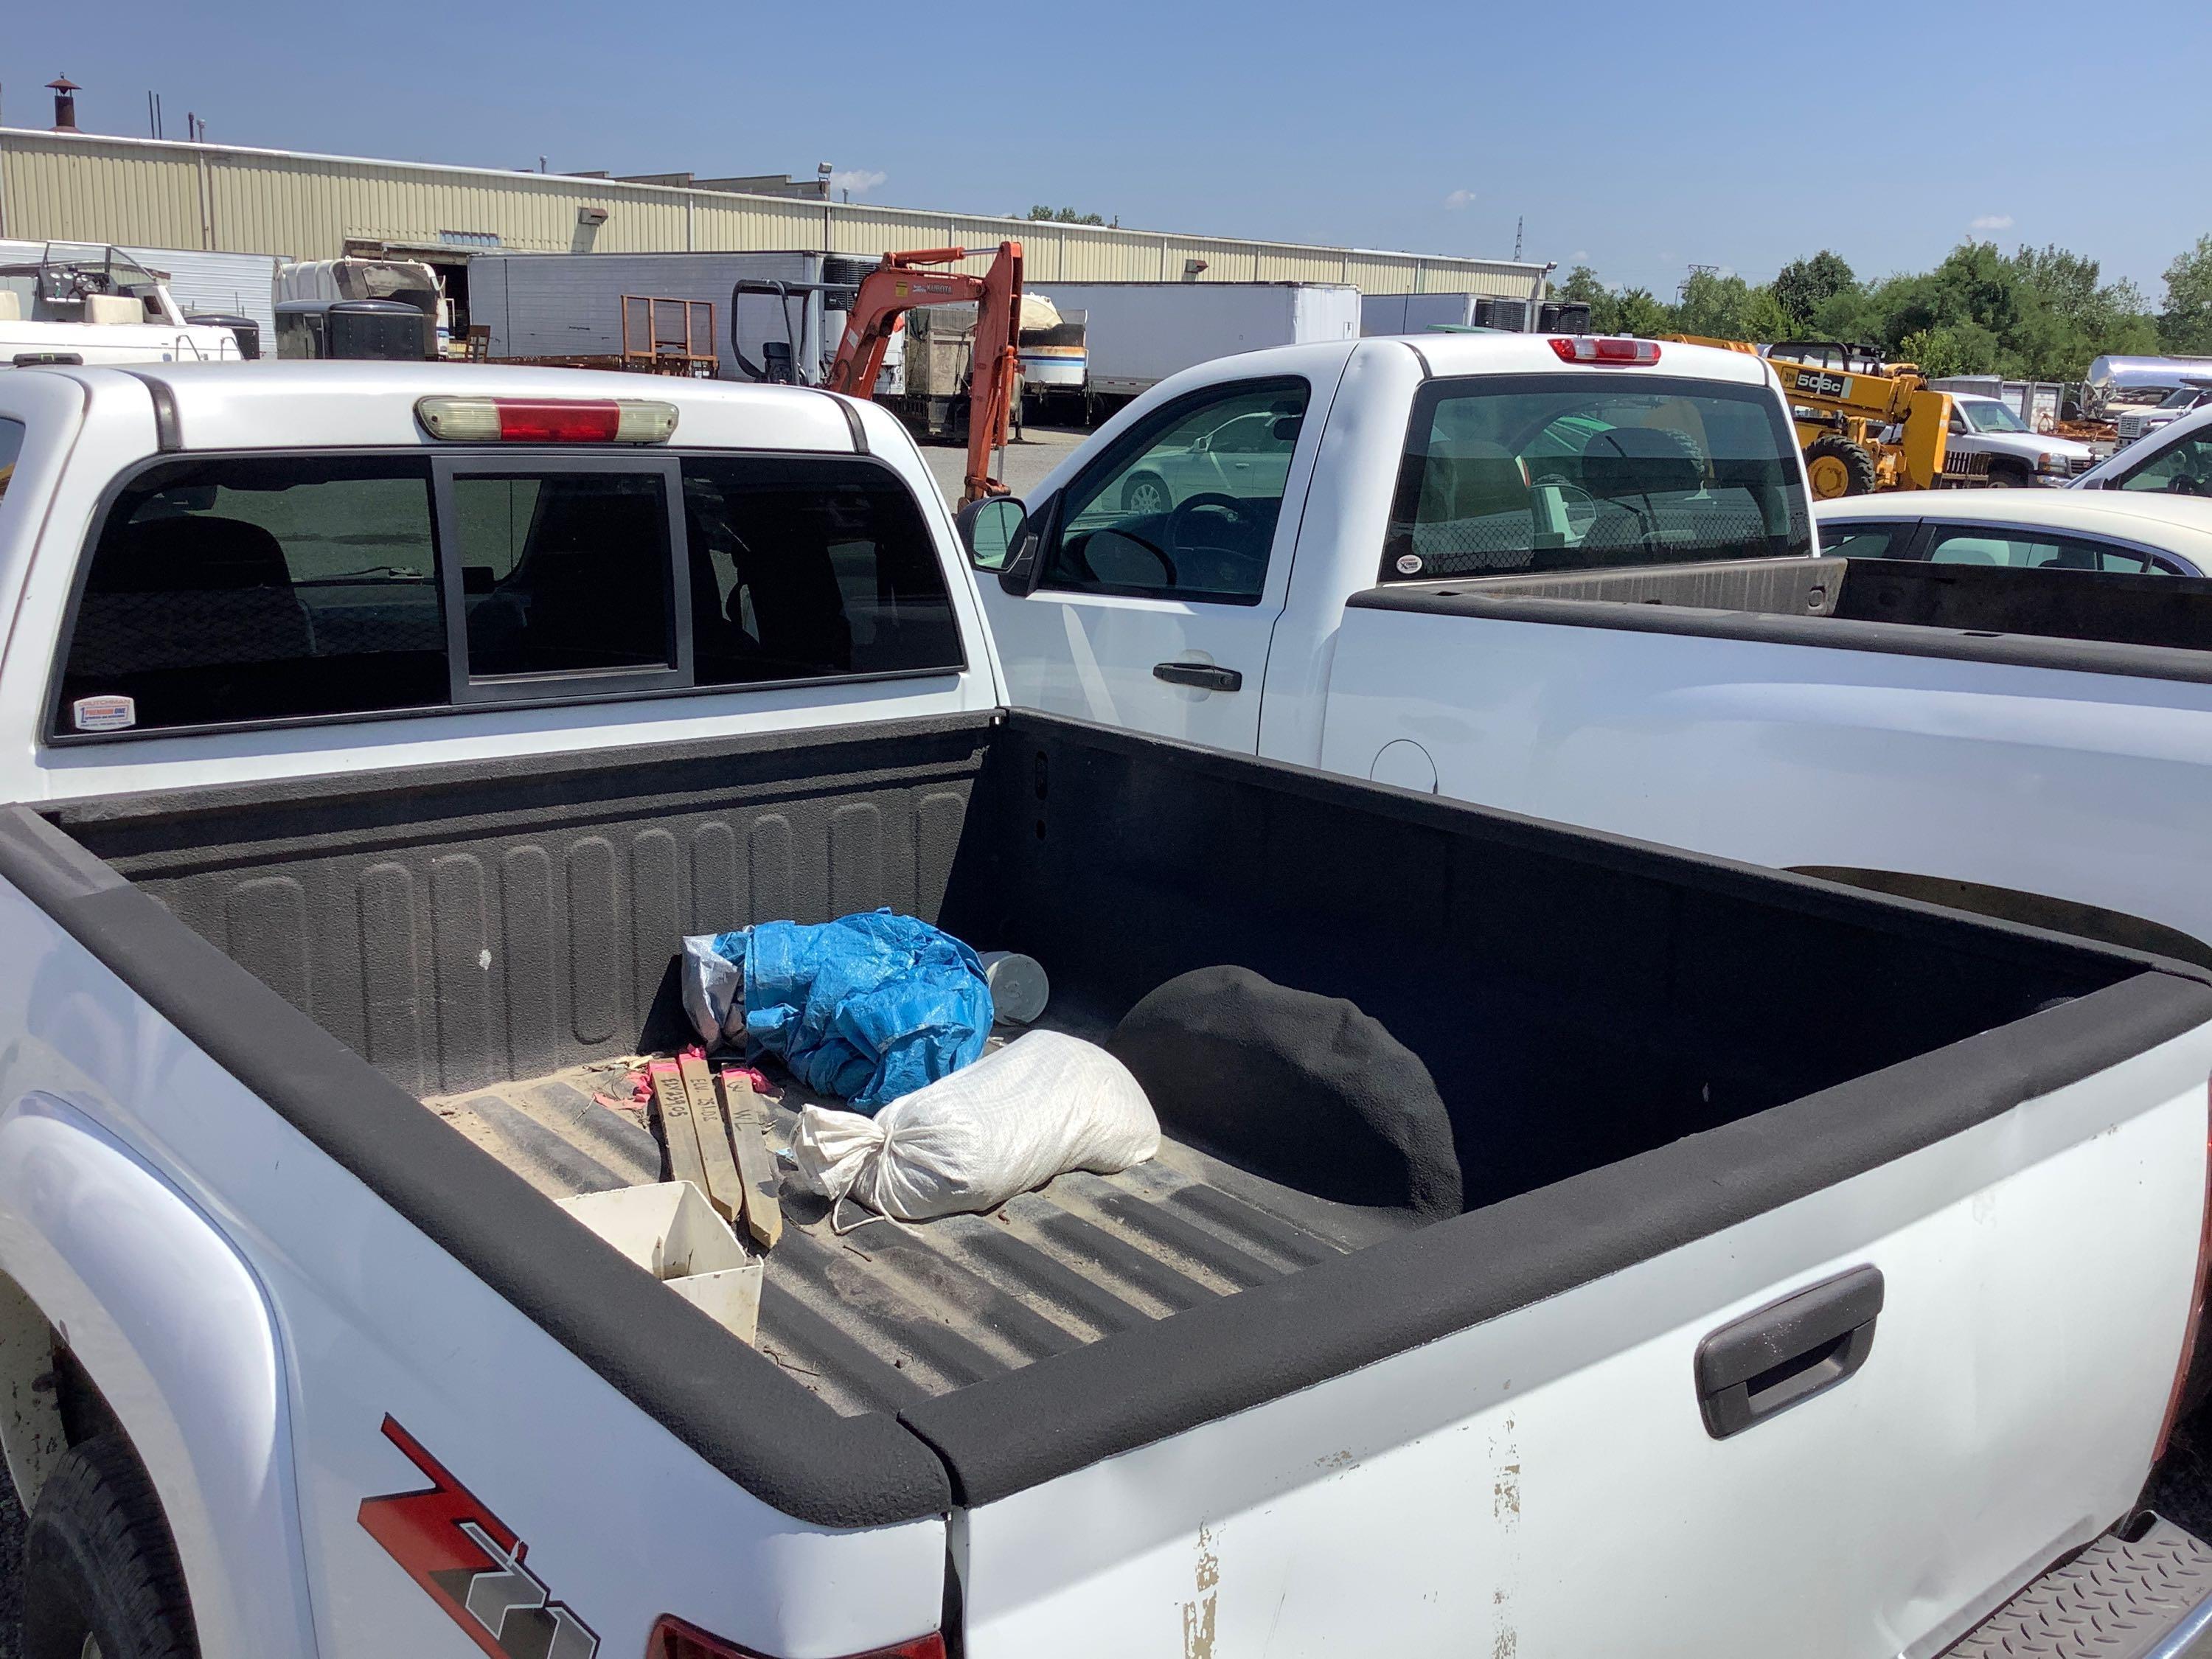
[
  {"xmin": 1804, "ymin": 436, "xmax": 1879, "ymax": 498},
  {"xmin": 21, "ymin": 1437, "xmax": 197, "ymax": 1659}
]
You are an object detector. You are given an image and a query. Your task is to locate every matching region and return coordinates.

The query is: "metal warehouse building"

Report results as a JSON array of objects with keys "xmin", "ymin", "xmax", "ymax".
[{"xmin": 0, "ymin": 128, "xmax": 1549, "ymax": 325}]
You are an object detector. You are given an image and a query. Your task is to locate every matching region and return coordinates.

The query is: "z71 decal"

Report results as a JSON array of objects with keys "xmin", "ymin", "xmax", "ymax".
[{"xmin": 358, "ymin": 1416, "xmax": 600, "ymax": 1659}]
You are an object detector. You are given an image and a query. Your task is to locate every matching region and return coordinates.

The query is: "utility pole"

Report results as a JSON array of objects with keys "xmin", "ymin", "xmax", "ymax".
[{"xmin": 1513, "ymin": 215, "xmax": 1523, "ymax": 261}]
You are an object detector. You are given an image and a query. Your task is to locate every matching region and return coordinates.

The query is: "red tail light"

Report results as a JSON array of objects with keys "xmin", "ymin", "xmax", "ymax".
[
  {"xmin": 414, "ymin": 395, "xmax": 679, "ymax": 443},
  {"xmin": 2154, "ymin": 1081, "xmax": 2212, "ymax": 1460},
  {"xmin": 1548, "ymin": 336, "xmax": 1662, "ymax": 365},
  {"xmin": 647, "ymin": 1615, "xmax": 945, "ymax": 1659}
]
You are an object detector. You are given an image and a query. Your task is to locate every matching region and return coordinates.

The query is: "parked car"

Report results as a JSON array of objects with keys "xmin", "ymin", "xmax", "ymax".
[
  {"xmin": 1816, "ymin": 487, "xmax": 2212, "ymax": 576},
  {"xmin": 1107, "ymin": 395, "xmax": 1301, "ymax": 515},
  {"xmin": 1943, "ymin": 392, "xmax": 2095, "ymax": 485},
  {"xmin": 16, "ymin": 362, "xmax": 2212, "ymax": 1658},
  {"xmin": 2076, "ymin": 399, "xmax": 2212, "ymax": 495}
]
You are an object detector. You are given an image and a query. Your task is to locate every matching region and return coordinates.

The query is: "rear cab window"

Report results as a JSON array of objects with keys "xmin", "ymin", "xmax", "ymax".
[
  {"xmin": 52, "ymin": 448, "xmax": 963, "ymax": 740},
  {"xmin": 1382, "ymin": 373, "xmax": 1811, "ymax": 582}
]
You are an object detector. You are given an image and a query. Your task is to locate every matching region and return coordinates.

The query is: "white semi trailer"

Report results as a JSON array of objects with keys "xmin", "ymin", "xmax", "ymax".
[{"xmin": 1026, "ymin": 280, "xmax": 1360, "ymax": 416}]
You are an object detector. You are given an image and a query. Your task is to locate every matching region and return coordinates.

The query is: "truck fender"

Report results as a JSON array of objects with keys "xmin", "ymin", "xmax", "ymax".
[
  {"xmin": 0, "ymin": 1093, "xmax": 319, "ymax": 1655},
  {"xmin": 1789, "ymin": 866, "xmax": 2212, "ymax": 971}
]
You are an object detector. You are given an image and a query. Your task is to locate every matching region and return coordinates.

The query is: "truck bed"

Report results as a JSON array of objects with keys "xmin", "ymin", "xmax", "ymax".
[
  {"xmin": 26, "ymin": 707, "xmax": 2210, "ymax": 1521},
  {"xmin": 427, "ymin": 1027, "xmax": 1411, "ymax": 1416},
  {"xmin": 1353, "ymin": 554, "xmax": 2212, "ymax": 684}
]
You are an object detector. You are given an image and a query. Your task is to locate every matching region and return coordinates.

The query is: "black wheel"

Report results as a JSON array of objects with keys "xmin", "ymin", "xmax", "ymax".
[
  {"xmin": 1986, "ymin": 463, "xmax": 2029, "ymax": 489},
  {"xmin": 1121, "ymin": 471, "xmax": 1172, "ymax": 515},
  {"xmin": 21, "ymin": 1437, "xmax": 197, "ymax": 1659},
  {"xmin": 1804, "ymin": 435, "xmax": 1879, "ymax": 499}
]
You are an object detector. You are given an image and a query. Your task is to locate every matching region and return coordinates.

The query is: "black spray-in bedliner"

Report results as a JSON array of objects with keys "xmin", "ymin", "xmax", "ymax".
[{"xmin": 17, "ymin": 708, "xmax": 2211, "ymax": 1523}]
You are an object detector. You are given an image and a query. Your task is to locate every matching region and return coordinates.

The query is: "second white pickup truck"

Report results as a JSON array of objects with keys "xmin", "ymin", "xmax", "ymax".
[{"xmin": 968, "ymin": 331, "xmax": 2212, "ymax": 964}]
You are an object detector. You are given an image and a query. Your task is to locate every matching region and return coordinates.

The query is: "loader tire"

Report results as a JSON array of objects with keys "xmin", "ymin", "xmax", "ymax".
[
  {"xmin": 1804, "ymin": 436, "xmax": 1879, "ymax": 499},
  {"xmin": 21, "ymin": 1436, "xmax": 198, "ymax": 1659}
]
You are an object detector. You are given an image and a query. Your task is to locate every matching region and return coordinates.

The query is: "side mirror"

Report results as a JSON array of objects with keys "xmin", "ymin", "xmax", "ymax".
[{"xmin": 955, "ymin": 494, "xmax": 1029, "ymax": 573}]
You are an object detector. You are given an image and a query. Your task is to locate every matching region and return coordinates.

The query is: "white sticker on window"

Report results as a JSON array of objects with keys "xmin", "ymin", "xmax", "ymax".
[
  {"xmin": 72, "ymin": 695, "xmax": 136, "ymax": 733},
  {"xmin": 1395, "ymin": 554, "xmax": 1424, "ymax": 576}
]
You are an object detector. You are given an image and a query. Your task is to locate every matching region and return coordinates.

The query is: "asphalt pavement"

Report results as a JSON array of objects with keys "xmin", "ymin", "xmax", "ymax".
[{"xmin": 916, "ymin": 422, "xmax": 1088, "ymax": 507}]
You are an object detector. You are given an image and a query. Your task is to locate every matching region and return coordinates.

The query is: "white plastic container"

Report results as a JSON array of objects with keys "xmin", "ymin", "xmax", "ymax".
[{"xmin": 558, "ymin": 1181, "xmax": 762, "ymax": 1343}]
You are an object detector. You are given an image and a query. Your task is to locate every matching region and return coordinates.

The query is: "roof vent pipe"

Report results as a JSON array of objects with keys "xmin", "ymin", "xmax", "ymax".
[{"xmin": 47, "ymin": 75, "xmax": 80, "ymax": 133}]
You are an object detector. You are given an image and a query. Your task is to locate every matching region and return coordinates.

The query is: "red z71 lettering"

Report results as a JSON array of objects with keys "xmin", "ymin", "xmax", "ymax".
[{"xmin": 358, "ymin": 1416, "xmax": 600, "ymax": 1659}]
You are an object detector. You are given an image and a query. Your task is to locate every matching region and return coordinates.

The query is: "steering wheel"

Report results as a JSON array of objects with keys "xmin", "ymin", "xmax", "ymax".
[{"xmin": 1166, "ymin": 492, "xmax": 1252, "ymax": 556}]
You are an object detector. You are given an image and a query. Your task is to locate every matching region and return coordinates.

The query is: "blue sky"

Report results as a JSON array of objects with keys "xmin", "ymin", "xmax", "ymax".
[{"xmin": 7, "ymin": 0, "xmax": 2210, "ymax": 300}]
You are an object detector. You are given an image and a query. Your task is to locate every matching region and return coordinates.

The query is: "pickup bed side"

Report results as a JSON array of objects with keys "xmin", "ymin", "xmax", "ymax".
[
  {"xmin": 1324, "ymin": 558, "xmax": 2212, "ymax": 957},
  {"xmin": 7, "ymin": 710, "xmax": 2212, "ymax": 1655}
]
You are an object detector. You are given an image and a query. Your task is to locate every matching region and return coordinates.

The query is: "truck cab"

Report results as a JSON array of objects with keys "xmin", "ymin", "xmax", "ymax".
[{"xmin": 1943, "ymin": 392, "xmax": 2095, "ymax": 485}]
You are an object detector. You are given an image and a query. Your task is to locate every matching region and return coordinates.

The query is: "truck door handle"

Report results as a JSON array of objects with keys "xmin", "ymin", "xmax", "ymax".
[
  {"xmin": 1153, "ymin": 662, "xmax": 1243, "ymax": 692},
  {"xmin": 1694, "ymin": 1265, "xmax": 1882, "ymax": 1439}
]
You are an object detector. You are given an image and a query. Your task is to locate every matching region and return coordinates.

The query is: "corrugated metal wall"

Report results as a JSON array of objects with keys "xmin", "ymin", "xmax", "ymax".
[{"xmin": 0, "ymin": 130, "xmax": 1546, "ymax": 298}]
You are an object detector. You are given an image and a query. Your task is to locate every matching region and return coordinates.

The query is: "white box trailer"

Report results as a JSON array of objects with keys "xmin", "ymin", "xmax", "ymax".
[
  {"xmin": 465, "ymin": 251, "xmax": 874, "ymax": 383},
  {"xmin": 1026, "ymin": 282, "xmax": 1360, "ymax": 402},
  {"xmin": 1361, "ymin": 291, "xmax": 1592, "ymax": 338}
]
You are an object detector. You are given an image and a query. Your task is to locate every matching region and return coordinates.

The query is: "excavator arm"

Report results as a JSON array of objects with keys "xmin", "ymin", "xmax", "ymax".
[{"xmin": 824, "ymin": 241, "xmax": 1024, "ymax": 504}]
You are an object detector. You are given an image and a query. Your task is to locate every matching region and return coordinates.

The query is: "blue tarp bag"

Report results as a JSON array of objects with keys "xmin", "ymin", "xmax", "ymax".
[{"xmin": 686, "ymin": 911, "xmax": 993, "ymax": 1113}]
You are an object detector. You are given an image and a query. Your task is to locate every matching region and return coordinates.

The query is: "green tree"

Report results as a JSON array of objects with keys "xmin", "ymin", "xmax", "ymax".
[
  {"xmin": 1742, "ymin": 286, "xmax": 1795, "ymax": 345},
  {"xmin": 1773, "ymin": 251, "xmax": 1856, "ymax": 331},
  {"xmin": 2162, "ymin": 235, "xmax": 2212, "ymax": 355},
  {"xmin": 1897, "ymin": 327, "xmax": 1966, "ymax": 378},
  {"xmin": 1672, "ymin": 269, "xmax": 1759, "ymax": 339},
  {"xmin": 1554, "ymin": 265, "xmax": 1620, "ymax": 332},
  {"xmin": 2005, "ymin": 245, "xmax": 2155, "ymax": 379},
  {"xmin": 1026, "ymin": 205, "xmax": 1105, "ymax": 226},
  {"xmin": 1613, "ymin": 287, "xmax": 1671, "ymax": 338}
]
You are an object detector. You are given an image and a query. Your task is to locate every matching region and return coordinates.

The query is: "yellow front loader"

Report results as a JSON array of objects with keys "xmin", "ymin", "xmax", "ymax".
[{"xmin": 1664, "ymin": 336, "xmax": 1986, "ymax": 498}]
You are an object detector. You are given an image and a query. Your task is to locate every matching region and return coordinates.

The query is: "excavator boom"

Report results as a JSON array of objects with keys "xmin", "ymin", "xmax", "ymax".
[{"xmin": 824, "ymin": 241, "xmax": 1024, "ymax": 505}]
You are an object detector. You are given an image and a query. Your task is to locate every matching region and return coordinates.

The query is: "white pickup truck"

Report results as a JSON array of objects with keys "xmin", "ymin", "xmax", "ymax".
[
  {"xmin": 968, "ymin": 330, "xmax": 2212, "ymax": 966},
  {"xmin": 3, "ymin": 362, "xmax": 2212, "ymax": 1659}
]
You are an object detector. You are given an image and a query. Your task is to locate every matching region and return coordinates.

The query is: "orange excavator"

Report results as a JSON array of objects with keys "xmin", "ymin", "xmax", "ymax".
[{"xmin": 823, "ymin": 241, "xmax": 1024, "ymax": 505}]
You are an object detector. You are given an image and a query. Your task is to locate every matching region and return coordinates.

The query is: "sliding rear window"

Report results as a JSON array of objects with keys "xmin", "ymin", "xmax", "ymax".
[
  {"xmin": 54, "ymin": 450, "xmax": 962, "ymax": 740},
  {"xmin": 680, "ymin": 456, "xmax": 963, "ymax": 684},
  {"xmin": 1382, "ymin": 373, "xmax": 1811, "ymax": 582}
]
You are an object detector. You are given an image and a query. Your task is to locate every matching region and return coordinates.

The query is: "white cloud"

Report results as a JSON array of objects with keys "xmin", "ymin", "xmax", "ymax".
[
  {"xmin": 1969, "ymin": 213, "xmax": 2014, "ymax": 232},
  {"xmin": 832, "ymin": 168, "xmax": 887, "ymax": 195},
  {"xmin": 1444, "ymin": 189, "xmax": 1477, "ymax": 210},
  {"xmin": 1570, "ymin": 249, "xmax": 1590, "ymax": 263}
]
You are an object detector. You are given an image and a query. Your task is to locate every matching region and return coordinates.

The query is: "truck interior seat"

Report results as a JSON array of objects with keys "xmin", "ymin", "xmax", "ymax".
[{"xmin": 70, "ymin": 515, "xmax": 316, "ymax": 681}]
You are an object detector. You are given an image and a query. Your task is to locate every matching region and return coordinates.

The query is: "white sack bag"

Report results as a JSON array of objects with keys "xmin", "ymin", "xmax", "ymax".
[{"xmin": 793, "ymin": 1031, "xmax": 1159, "ymax": 1222}]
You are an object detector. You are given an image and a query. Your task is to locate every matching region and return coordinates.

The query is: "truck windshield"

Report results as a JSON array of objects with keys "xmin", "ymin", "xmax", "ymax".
[
  {"xmin": 1961, "ymin": 400, "xmax": 2029, "ymax": 433},
  {"xmin": 1382, "ymin": 373, "xmax": 1809, "ymax": 580}
]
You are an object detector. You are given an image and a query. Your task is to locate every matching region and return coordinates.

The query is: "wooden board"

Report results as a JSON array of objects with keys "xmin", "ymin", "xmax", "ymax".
[
  {"xmin": 719, "ymin": 1068, "xmax": 784, "ymax": 1251},
  {"xmin": 679, "ymin": 1051, "xmax": 748, "ymax": 1226},
  {"xmin": 648, "ymin": 1060, "xmax": 709, "ymax": 1196}
]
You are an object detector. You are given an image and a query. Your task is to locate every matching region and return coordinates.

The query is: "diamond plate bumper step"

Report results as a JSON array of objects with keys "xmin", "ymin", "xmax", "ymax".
[{"xmin": 1944, "ymin": 1517, "xmax": 2212, "ymax": 1659}]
